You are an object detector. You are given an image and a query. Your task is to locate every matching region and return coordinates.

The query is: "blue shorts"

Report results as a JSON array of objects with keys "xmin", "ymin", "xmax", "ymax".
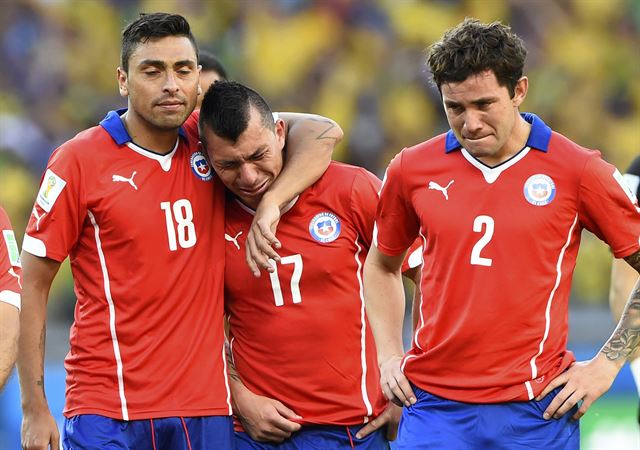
[
  {"xmin": 235, "ymin": 424, "xmax": 389, "ymax": 449},
  {"xmin": 62, "ymin": 414, "xmax": 234, "ymax": 450},
  {"xmin": 395, "ymin": 385, "xmax": 579, "ymax": 449}
]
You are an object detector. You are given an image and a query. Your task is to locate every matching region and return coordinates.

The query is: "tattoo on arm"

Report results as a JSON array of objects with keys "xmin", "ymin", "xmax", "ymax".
[
  {"xmin": 303, "ymin": 117, "xmax": 338, "ymax": 142},
  {"xmin": 601, "ymin": 250, "xmax": 640, "ymax": 362},
  {"xmin": 36, "ymin": 376, "xmax": 45, "ymax": 396},
  {"xmin": 314, "ymin": 121, "xmax": 337, "ymax": 142},
  {"xmin": 37, "ymin": 325, "xmax": 46, "ymax": 395}
]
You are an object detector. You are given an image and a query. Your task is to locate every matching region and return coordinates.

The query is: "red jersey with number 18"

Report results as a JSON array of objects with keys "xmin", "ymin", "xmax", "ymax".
[
  {"xmin": 0, "ymin": 206, "xmax": 21, "ymax": 310},
  {"xmin": 23, "ymin": 110, "xmax": 230, "ymax": 420},
  {"xmin": 375, "ymin": 113, "xmax": 640, "ymax": 403},
  {"xmin": 224, "ymin": 162, "xmax": 387, "ymax": 426}
]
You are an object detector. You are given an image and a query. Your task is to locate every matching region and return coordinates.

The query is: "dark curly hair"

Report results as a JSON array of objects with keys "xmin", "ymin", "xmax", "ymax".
[
  {"xmin": 427, "ymin": 18, "xmax": 527, "ymax": 97},
  {"xmin": 121, "ymin": 12, "xmax": 198, "ymax": 73}
]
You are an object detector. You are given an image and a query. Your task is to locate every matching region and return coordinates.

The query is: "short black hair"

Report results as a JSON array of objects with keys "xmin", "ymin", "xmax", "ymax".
[
  {"xmin": 199, "ymin": 81, "xmax": 274, "ymax": 146},
  {"xmin": 121, "ymin": 12, "xmax": 198, "ymax": 73},
  {"xmin": 199, "ymin": 50, "xmax": 228, "ymax": 80},
  {"xmin": 427, "ymin": 18, "xmax": 527, "ymax": 97}
]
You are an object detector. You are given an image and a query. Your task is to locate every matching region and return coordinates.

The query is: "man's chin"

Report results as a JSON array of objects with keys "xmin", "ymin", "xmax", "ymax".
[
  {"xmin": 463, "ymin": 141, "xmax": 496, "ymax": 158},
  {"xmin": 152, "ymin": 110, "xmax": 192, "ymax": 130}
]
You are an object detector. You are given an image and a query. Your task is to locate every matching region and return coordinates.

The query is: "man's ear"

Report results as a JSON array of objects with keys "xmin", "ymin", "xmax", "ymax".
[
  {"xmin": 117, "ymin": 67, "xmax": 128, "ymax": 97},
  {"xmin": 512, "ymin": 76, "xmax": 528, "ymax": 107},
  {"xmin": 275, "ymin": 118, "xmax": 287, "ymax": 150}
]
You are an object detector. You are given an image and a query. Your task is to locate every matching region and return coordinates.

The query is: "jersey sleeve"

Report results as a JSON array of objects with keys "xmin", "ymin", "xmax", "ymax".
[
  {"xmin": 348, "ymin": 169, "xmax": 382, "ymax": 250},
  {"xmin": 623, "ymin": 156, "xmax": 640, "ymax": 199},
  {"xmin": 578, "ymin": 154, "xmax": 640, "ymax": 258},
  {"xmin": 23, "ymin": 145, "xmax": 87, "ymax": 262},
  {"xmin": 0, "ymin": 207, "xmax": 22, "ymax": 310},
  {"xmin": 183, "ymin": 110, "xmax": 200, "ymax": 144},
  {"xmin": 374, "ymin": 151, "xmax": 421, "ymax": 256}
]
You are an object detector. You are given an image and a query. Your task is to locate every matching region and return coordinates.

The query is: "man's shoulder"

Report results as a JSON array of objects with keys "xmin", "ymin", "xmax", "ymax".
[
  {"xmin": 52, "ymin": 124, "xmax": 114, "ymax": 163},
  {"xmin": 547, "ymin": 131, "xmax": 600, "ymax": 162},
  {"xmin": 405, "ymin": 133, "xmax": 449, "ymax": 155},
  {"xmin": 314, "ymin": 161, "xmax": 380, "ymax": 192},
  {"xmin": 391, "ymin": 133, "xmax": 449, "ymax": 171}
]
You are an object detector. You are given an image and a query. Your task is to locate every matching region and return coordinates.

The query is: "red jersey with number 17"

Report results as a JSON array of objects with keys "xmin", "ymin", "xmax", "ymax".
[
  {"xmin": 0, "ymin": 206, "xmax": 21, "ymax": 310},
  {"xmin": 375, "ymin": 113, "xmax": 640, "ymax": 403},
  {"xmin": 23, "ymin": 110, "xmax": 230, "ymax": 420},
  {"xmin": 225, "ymin": 162, "xmax": 387, "ymax": 426}
]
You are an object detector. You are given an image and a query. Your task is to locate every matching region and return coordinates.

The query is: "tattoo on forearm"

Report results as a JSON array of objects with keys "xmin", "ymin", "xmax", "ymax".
[
  {"xmin": 37, "ymin": 325, "xmax": 46, "ymax": 395},
  {"xmin": 602, "ymin": 250, "xmax": 640, "ymax": 361},
  {"xmin": 36, "ymin": 375, "xmax": 45, "ymax": 396}
]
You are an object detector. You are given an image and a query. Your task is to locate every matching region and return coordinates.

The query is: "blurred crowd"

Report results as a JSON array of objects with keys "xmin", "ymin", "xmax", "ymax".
[{"xmin": 0, "ymin": 0, "xmax": 638, "ymax": 318}]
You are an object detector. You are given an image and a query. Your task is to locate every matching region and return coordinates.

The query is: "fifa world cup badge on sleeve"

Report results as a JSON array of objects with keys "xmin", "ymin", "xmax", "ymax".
[
  {"xmin": 523, "ymin": 174, "xmax": 556, "ymax": 206},
  {"xmin": 190, "ymin": 151, "xmax": 213, "ymax": 181},
  {"xmin": 309, "ymin": 212, "xmax": 341, "ymax": 243},
  {"xmin": 36, "ymin": 169, "xmax": 67, "ymax": 212}
]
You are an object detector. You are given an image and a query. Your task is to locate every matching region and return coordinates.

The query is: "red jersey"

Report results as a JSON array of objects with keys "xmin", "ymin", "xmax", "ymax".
[
  {"xmin": 0, "ymin": 206, "xmax": 21, "ymax": 310},
  {"xmin": 23, "ymin": 110, "xmax": 231, "ymax": 420},
  {"xmin": 224, "ymin": 162, "xmax": 387, "ymax": 426},
  {"xmin": 375, "ymin": 113, "xmax": 640, "ymax": 403}
]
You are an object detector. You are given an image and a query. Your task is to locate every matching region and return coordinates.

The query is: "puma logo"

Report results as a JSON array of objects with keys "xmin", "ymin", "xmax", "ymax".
[
  {"xmin": 8, "ymin": 267, "xmax": 21, "ymax": 288},
  {"xmin": 428, "ymin": 180, "xmax": 454, "ymax": 200},
  {"xmin": 225, "ymin": 231, "xmax": 243, "ymax": 250},
  {"xmin": 112, "ymin": 171, "xmax": 138, "ymax": 190},
  {"xmin": 32, "ymin": 206, "xmax": 44, "ymax": 231}
]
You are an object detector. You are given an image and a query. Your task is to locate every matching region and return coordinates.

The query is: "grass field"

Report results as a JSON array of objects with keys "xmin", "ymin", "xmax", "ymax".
[{"xmin": 581, "ymin": 395, "xmax": 639, "ymax": 449}]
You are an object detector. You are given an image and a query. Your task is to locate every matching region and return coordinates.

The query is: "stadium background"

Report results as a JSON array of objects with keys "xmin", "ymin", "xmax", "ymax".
[{"xmin": 0, "ymin": 0, "xmax": 638, "ymax": 448}]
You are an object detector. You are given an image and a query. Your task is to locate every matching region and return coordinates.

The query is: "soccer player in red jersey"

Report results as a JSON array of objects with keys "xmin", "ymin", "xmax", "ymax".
[
  {"xmin": 364, "ymin": 18, "xmax": 640, "ymax": 449},
  {"xmin": 0, "ymin": 206, "xmax": 21, "ymax": 390},
  {"xmin": 18, "ymin": 13, "xmax": 340, "ymax": 450},
  {"xmin": 610, "ymin": 155, "xmax": 640, "ymax": 424},
  {"xmin": 198, "ymin": 81, "xmax": 402, "ymax": 449}
]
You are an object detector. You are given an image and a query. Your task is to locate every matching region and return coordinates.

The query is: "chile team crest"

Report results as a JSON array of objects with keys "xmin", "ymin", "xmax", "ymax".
[
  {"xmin": 190, "ymin": 151, "xmax": 213, "ymax": 181},
  {"xmin": 523, "ymin": 174, "xmax": 556, "ymax": 206},
  {"xmin": 309, "ymin": 212, "xmax": 341, "ymax": 243}
]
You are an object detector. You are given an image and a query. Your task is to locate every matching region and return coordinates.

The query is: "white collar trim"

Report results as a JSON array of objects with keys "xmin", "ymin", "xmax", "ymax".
[
  {"xmin": 461, "ymin": 146, "xmax": 531, "ymax": 184},
  {"xmin": 125, "ymin": 138, "xmax": 179, "ymax": 172}
]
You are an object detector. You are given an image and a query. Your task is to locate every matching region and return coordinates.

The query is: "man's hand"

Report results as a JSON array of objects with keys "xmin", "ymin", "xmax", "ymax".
[
  {"xmin": 245, "ymin": 197, "xmax": 282, "ymax": 277},
  {"xmin": 21, "ymin": 409, "xmax": 59, "ymax": 450},
  {"xmin": 536, "ymin": 353, "xmax": 620, "ymax": 421},
  {"xmin": 355, "ymin": 403, "xmax": 402, "ymax": 440},
  {"xmin": 379, "ymin": 356, "xmax": 416, "ymax": 407},
  {"xmin": 235, "ymin": 389, "xmax": 302, "ymax": 443}
]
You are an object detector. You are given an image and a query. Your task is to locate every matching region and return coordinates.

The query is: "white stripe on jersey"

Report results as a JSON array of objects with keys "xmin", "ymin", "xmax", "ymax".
[
  {"xmin": 400, "ymin": 353, "xmax": 418, "ymax": 374},
  {"xmin": 525, "ymin": 380, "xmax": 534, "ymax": 400},
  {"xmin": 526, "ymin": 214, "xmax": 579, "ymax": 398},
  {"xmin": 413, "ymin": 231, "xmax": 428, "ymax": 351},
  {"xmin": 88, "ymin": 210, "xmax": 129, "ymax": 420},
  {"xmin": 221, "ymin": 330, "xmax": 233, "ymax": 415},
  {"xmin": 354, "ymin": 235, "xmax": 373, "ymax": 421}
]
